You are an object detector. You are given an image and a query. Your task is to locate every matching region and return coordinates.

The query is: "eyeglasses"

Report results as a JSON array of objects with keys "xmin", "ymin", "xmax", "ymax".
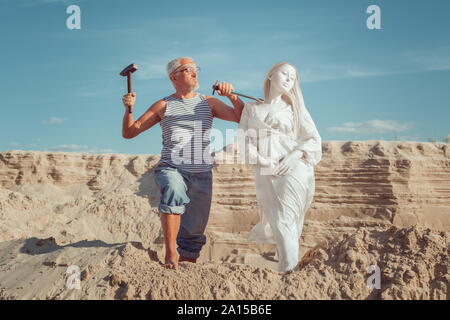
[{"xmin": 172, "ymin": 66, "xmax": 200, "ymax": 75}]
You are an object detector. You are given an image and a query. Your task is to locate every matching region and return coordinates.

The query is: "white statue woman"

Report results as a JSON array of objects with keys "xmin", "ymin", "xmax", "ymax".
[{"xmin": 238, "ymin": 62, "xmax": 322, "ymax": 272}]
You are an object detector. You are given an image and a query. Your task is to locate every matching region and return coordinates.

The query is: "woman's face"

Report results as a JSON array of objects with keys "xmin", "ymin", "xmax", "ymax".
[{"xmin": 269, "ymin": 64, "xmax": 296, "ymax": 94}]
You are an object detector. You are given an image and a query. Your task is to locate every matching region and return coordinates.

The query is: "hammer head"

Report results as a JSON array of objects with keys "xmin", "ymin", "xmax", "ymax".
[{"xmin": 120, "ymin": 63, "xmax": 138, "ymax": 76}]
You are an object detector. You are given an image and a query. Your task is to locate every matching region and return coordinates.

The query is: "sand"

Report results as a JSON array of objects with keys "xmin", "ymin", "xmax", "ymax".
[{"xmin": 0, "ymin": 141, "xmax": 449, "ymax": 299}]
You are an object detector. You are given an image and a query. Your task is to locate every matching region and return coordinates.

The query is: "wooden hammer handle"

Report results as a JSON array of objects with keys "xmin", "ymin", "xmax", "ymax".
[{"xmin": 127, "ymin": 72, "xmax": 132, "ymax": 93}]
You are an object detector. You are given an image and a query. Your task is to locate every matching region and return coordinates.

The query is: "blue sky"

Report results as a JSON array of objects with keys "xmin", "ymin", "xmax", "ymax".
[{"xmin": 1, "ymin": 0, "xmax": 449, "ymax": 155}]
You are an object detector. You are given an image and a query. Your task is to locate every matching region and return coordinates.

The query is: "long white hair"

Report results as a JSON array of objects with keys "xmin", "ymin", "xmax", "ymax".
[{"xmin": 263, "ymin": 62, "xmax": 305, "ymax": 138}]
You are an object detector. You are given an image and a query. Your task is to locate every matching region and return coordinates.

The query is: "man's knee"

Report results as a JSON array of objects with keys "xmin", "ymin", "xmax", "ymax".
[
  {"xmin": 157, "ymin": 182, "xmax": 189, "ymax": 214},
  {"xmin": 163, "ymin": 183, "xmax": 188, "ymax": 204}
]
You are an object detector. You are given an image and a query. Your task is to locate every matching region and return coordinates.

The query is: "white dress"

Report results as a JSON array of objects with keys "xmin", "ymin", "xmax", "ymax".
[{"xmin": 238, "ymin": 100, "xmax": 322, "ymax": 272}]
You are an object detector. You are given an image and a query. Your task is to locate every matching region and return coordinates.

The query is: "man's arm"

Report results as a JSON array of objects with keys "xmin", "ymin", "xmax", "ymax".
[
  {"xmin": 123, "ymin": 98, "xmax": 166, "ymax": 139},
  {"xmin": 206, "ymin": 82, "xmax": 244, "ymax": 123}
]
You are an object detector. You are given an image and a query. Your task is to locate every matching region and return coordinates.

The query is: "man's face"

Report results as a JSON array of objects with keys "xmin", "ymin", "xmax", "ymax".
[{"xmin": 170, "ymin": 58, "xmax": 199, "ymax": 90}]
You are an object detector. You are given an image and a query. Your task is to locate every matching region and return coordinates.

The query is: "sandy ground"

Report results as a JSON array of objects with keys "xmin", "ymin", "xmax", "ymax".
[{"xmin": 0, "ymin": 141, "xmax": 449, "ymax": 299}]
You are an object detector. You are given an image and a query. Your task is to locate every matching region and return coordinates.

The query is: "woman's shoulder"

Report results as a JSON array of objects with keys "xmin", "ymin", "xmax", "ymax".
[
  {"xmin": 244, "ymin": 101, "xmax": 267, "ymax": 114},
  {"xmin": 242, "ymin": 101, "xmax": 255, "ymax": 115},
  {"xmin": 244, "ymin": 101, "xmax": 257, "ymax": 108}
]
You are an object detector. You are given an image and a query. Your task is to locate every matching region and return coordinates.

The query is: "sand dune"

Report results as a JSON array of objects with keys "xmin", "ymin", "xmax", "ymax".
[{"xmin": 0, "ymin": 141, "xmax": 449, "ymax": 299}]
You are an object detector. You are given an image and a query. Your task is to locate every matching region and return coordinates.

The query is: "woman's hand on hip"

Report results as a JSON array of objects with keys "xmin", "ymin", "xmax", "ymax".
[{"xmin": 273, "ymin": 150, "xmax": 303, "ymax": 176}]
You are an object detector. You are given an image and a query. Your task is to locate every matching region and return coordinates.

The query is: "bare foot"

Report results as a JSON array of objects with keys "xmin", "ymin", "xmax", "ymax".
[
  {"xmin": 179, "ymin": 256, "xmax": 197, "ymax": 263},
  {"xmin": 164, "ymin": 252, "xmax": 178, "ymax": 269}
]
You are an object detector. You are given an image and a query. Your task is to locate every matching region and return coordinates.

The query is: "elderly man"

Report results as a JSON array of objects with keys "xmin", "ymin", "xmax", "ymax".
[{"xmin": 122, "ymin": 57, "xmax": 243, "ymax": 269}]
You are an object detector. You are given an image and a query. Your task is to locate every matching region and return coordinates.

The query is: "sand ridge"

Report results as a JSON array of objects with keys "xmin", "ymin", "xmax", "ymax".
[{"xmin": 0, "ymin": 141, "xmax": 449, "ymax": 299}]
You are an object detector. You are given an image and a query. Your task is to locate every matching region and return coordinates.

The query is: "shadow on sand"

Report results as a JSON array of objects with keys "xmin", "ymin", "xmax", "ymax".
[{"xmin": 20, "ymin": 237, "xmax": 127, "ymax": 255}]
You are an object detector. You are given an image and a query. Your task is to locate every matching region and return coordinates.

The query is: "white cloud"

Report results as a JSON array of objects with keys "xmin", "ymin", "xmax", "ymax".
[
  {"xmin": 395, "ymin": 134, "xmax": 421, "ymax": 141},
  {"xmin": 30, "ymin": 139, "xmax": 41, "ymax": 147},
  {"xmin": 405, "ymin": 46, "xmax": 450, "ymax": 72},
  {"xmin": 131, "ymin": 50, "xmax": 234, "ymax": 81},
  {"xmin": 41, "ymin": 117, "xmax": 67, "ymax": 125},
  {"xmin": 135, "ymin": 63, "xmax": 167, "ymax": 80},
  {"xmin": 300, "ymin": 64, "xmax": 400, "ymax": 83},
  {"xmin": 47, "ymin": 144, "xmax": 115, "ymax": 154},
  {"xmin": 422, "ymin": 58, "xmax": 450, "ymax": 71},
  {"xmin": 17, "ymin": 0, "xmax": 83, "ymax": 7},
  {"xmin": 345, "ymin": 68, "xmax": 395, "ymax": 78},
  {"xmin": 327, "ymin": 120, "xmax": 414, "ymax": 134},
  {"xmin": 225, "ymin": 71, "xmax": 265, "ymax": 92},
  {"xmin": 10, "ymin": 142, "xmax": 20, "ymax": 146}
]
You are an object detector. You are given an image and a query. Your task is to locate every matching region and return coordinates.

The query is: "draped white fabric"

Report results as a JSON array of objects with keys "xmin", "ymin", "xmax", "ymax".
[{"xmin": 238, "ymin": 100, "xmax": 322, "ymax": 272}]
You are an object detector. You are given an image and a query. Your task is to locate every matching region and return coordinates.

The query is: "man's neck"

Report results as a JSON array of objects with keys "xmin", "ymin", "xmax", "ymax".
[{"xmin": 174, "ymin": 88, "xmax": 196, "ymax": 100}]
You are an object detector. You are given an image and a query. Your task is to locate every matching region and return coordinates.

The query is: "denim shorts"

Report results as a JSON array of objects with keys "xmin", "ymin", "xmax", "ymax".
[{"xmin": 153, "ymin": 161, "xmax": 213, "ymax": 259}]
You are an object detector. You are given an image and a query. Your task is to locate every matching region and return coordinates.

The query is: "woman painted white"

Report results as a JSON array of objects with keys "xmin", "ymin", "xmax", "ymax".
[{"xmin": 238, "ymin": 62, "xmax": 322, "ymax": 272}]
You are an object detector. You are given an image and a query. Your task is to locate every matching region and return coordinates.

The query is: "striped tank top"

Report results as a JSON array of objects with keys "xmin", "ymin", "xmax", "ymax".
[{"xmin": 160, "ymin": 93, "xmax": 213, "ymax": 172}]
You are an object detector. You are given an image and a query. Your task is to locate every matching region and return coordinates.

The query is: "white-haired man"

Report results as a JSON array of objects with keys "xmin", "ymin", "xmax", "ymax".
[{"xmin": 122, "ymin": 57, "xmax": 243, "ymax": 269}]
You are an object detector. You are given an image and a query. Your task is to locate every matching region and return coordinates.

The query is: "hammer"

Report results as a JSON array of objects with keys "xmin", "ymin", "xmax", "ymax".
[
  {"xmin": 120, "ymin": 63, "xmax": 138, "ymax": 93},
  {"xmin": 212, "ymin": 80, "xmax": 264, "ymax": 103}
]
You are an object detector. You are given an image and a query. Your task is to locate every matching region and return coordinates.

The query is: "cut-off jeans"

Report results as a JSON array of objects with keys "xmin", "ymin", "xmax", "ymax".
[{"xmin": 153, "ymin": 161, "xmax": 213, "ymax": 260}]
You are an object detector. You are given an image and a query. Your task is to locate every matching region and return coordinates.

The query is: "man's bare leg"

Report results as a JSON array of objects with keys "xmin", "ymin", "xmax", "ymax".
[{"xmin": 160, "ymin": 212, "xmax": 181, "ymax": 269}]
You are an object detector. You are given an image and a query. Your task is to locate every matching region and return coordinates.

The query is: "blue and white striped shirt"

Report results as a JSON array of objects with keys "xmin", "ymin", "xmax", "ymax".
[{"xmin": 160, "ymin": 93, "xmax": 213, "ymax": 172}]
